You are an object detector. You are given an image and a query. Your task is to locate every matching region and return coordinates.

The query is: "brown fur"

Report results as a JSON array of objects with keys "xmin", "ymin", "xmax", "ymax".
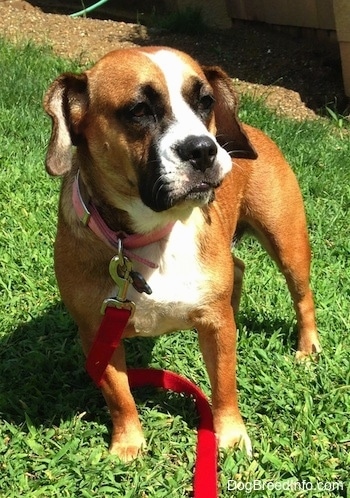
[{"xmin": 44, "ymin": 47, "xmax": 320, "ymax": 461}]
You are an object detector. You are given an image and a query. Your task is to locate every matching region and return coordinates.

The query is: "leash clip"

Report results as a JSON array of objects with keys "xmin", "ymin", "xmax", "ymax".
[
  {"xmin": 101, "ymin": 241, "xmax": 135, "ymax": 316},
  {"xmin": 100, "ymin": 298, "xmax": 135, "ymax": 317},
  {"xmin": 100, "ymin": 240, "xmax": 152, "ymax": 316},
  {"xmin": 110, "ymin": 242, "xmax": 134, "ymax": 302}
]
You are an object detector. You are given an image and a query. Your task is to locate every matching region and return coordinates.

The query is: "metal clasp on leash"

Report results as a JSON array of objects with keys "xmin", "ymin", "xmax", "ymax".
[
  {"xmin": 100, "ymin": 240, "xmax": 152, "ymax": 317},
  {"xmin": 101, "ymin": 240, "xmax": 135, "ymax": 317}
]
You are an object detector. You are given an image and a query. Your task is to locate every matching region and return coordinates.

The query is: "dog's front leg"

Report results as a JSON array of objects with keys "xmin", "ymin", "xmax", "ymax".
[
  {"xmin": 98, "ymin": 343, "xmax": 146, "ymax": 461},
  {"xmin": 197, "ymin": 305, "xmax": 252, "ymax": 456}
]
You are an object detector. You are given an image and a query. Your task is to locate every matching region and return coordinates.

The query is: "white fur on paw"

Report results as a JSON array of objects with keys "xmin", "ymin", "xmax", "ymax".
[
  {"xmin": 217, "ymin": 426, "xmax": 252, "ymax": 457},
  {"xmin": 295, "ymin": 345, "xmax": 321, "ymax": 363},
  {"xmin": 109, "ymin": 435, "xmax": 146, "ymax": 462}
]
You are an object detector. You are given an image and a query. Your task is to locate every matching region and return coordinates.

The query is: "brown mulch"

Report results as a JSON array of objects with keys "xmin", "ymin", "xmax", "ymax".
[{"xmin": 0, "ymin": 0, "xmax": 347, "ymax": 120}]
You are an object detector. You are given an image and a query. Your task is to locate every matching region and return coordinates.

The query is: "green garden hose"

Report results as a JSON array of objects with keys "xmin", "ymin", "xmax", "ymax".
[{"xmin": 70, "ymin": 0, "xmax": 110, "ymax": 18}]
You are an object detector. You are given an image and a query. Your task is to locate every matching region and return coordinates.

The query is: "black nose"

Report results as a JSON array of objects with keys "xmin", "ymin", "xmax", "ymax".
[{"xmin": 176, "ymin": 135, "xmax": 217, "ymax": 172}]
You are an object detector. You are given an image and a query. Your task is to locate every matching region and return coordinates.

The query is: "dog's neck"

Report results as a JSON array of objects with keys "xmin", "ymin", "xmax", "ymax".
[
  {"xmin": 74, "ymin": 169, "xmax": 134, "ymax": 234},
  {"xmin": 92, "ymin": 201, "xmax": 133, "ymax": 235},
  {"xmin": 72, "ymin": 170, "xmax": 175, "ymax": 258}
]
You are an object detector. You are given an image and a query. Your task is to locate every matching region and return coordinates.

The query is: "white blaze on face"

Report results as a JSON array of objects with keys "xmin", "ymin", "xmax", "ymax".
[{"xmin": 143, "ymin": 49, "xmax": 232, "ymax": 177}]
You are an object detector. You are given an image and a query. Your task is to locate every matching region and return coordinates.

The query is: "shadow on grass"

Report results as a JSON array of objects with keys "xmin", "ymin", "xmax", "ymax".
[
  {"xmin": 0, "ymin": 303, "xmax": 198, "ymax": 433},
  {"xmin": 237, "ymin": 307, "xmax": 298, "ymax": 350}
]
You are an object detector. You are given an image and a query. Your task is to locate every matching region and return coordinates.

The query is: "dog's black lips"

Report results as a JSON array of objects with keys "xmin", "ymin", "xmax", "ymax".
[
  {"xmin": 189, "ymin": 181, "xmax": 212, "ymax": 193},
  {"xmin": 139, "ymin": 172, "xmax": 218, "ymax": 212},
  {"xmin": 138, "ymin": 143, "xmax": 221, "ymax": 212},
  {"xmin": 182, "ymin": 180, "xmax": 218, "ymax": 204}
]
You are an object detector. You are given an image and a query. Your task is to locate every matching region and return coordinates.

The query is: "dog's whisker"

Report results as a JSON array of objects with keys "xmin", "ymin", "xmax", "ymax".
[
  {"xmin": 231, "ymin": 160, "xmax": 245, "ymax": 173},
  {"xmin": 151, "ymin": 175, "xmax": 165, "ymax": 197},
  {"xmin": 153, "ymin": 180, "xmax": 165, "ymax": 204},
  {"xmin": 217, "ymin": 138, "xmax": 253, "ymax": 158},
  {"xmin": 151, "ymin": 175, "xmax": 168, "ymax": 207}
]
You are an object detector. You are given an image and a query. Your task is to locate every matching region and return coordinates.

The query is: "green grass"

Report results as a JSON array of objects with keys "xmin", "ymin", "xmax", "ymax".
[{"xmin": 0, "ymin": 38, "xmax": 349, "ymax": 497}]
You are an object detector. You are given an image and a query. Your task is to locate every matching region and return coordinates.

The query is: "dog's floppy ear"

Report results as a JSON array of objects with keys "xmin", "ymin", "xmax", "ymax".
[
  {"xmin": 43, "ymin": 72, "xmax": 88, "ymax": 176},
  {"xmin": 203, "ymin": 66, "xmax": 257, "ymax": 159}
]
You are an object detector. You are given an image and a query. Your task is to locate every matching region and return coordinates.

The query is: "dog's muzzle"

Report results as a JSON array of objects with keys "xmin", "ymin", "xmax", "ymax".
[{"xmin": 139, "ymin": 133, "xmax": 229, "ymax": 213}]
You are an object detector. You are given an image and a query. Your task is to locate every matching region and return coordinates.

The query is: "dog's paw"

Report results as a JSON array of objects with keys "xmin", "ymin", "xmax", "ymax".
[
  {"xmin": 295, "ymin": 340, "xmax": 322, "ymax": 363},
  {"xmin": 216, "ymin": 421, "xmax": 252, "ymax": 457},
  {"xmin": 109, "ymin": 432, "xmax": 146, "ymax": 462}
]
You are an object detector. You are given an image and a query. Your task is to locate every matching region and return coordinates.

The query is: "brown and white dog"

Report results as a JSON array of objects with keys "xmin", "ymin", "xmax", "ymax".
[{"xmin": 44, "ymin": 46, "xmax": 320, "ymax": 461}]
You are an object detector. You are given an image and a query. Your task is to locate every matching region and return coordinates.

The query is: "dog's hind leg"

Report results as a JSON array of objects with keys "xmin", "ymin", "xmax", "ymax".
[
  {"xmin": 259, "ymin": 231, "xmax": 320, "ymax": 360},
  {"xmin": 243, "ymin": 189, "xmax": 320, "ymax": 360}
]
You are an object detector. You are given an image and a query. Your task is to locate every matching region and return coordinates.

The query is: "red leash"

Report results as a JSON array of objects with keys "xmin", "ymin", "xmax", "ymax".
[
  {"xmin": 85, "ymin": 307, "xmax": 131, "ymax": 386},
  {"xmin": 129, "ymin": 368, "xmax": 217, "ymax": 497},
  {"xmin": 86, "ymin": 306, "xmax": 218, "ymax": 498}
]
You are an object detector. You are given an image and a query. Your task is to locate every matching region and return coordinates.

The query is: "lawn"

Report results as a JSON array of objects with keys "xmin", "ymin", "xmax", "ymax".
[{"xmin": 0, "ymin": 38, "xmax": 349, "ymax": 497}]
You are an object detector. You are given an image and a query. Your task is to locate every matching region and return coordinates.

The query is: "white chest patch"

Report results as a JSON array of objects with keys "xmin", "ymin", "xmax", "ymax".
[{"xmin": 125, "ymin": 210, "xmax": 209, "ymax": 336}]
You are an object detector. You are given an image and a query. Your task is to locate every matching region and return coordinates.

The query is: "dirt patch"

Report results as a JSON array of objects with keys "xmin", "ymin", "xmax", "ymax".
[{"xmin": 0, "ymin": 0, "xmax": 347, "ymax": 120}]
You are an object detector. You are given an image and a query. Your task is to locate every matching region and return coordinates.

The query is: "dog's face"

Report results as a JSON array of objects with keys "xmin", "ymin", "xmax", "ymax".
[{"xmin": 44, "ymin": 47, "xmax": 256, "ymax": 226}]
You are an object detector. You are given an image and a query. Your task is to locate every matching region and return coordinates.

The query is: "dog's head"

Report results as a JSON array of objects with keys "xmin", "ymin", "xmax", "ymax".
[{"xmin": 44, "ymin": 47, "xmax": 256, "ymax": 226}]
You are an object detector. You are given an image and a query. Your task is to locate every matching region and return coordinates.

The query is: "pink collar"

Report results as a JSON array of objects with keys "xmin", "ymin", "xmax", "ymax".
[{"xmin": 72, "ymin": 171, "xmax": 174, "ymax": 268}]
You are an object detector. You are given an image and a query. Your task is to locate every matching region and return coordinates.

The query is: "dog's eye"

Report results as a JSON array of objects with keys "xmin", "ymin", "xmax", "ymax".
[
  {"xmin": 130, "ymin": 102, "xmax": 153, "ymax": 121},
  {"xmin": 199, "ymin": 94, "xmax": 215, "ymax": 112},
  {"xmin": 196, "ymin": 93, "xmax": 215, "ymax": 121}
]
